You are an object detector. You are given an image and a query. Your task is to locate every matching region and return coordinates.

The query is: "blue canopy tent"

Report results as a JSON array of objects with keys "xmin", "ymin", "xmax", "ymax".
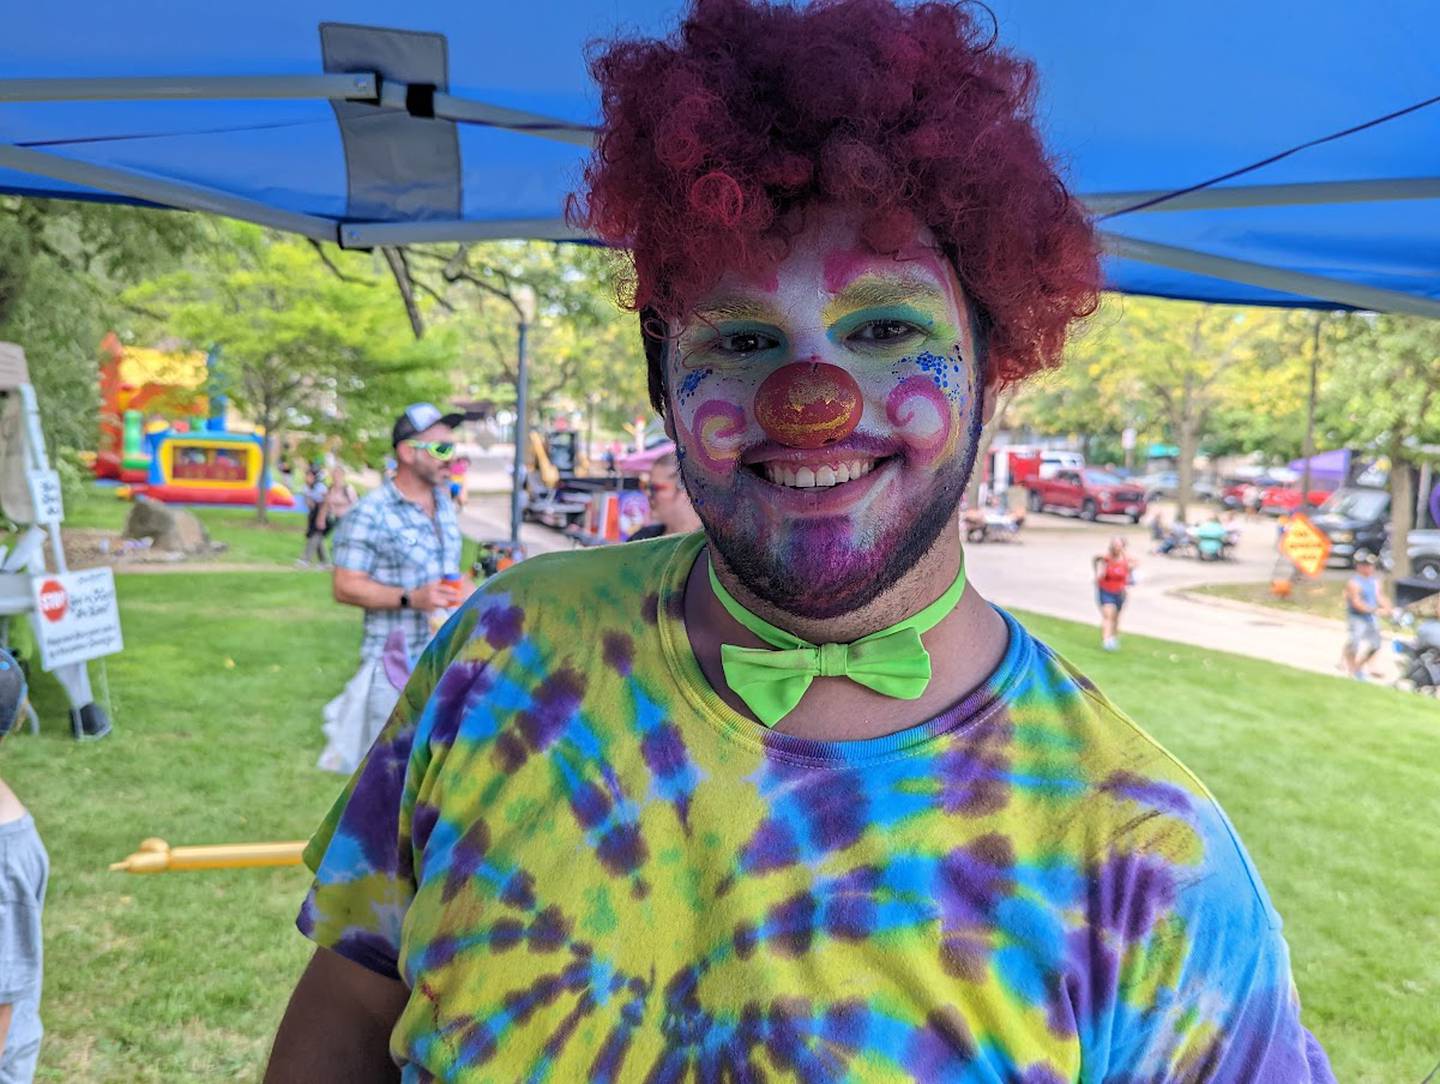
[
  {"xmin": 1, "ymin": 0, "xmax": 1437, "ymax": 315},
  {"xmin": 2, "ymin": 1, "xmax": 1437, "ymax": 543}
]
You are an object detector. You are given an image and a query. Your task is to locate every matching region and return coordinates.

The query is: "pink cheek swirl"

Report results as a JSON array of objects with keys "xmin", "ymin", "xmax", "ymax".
[
  {"xmin": 687, "ymin": 399, "xmax": 748, "ymax": 474},
  {"xmin": 885, "ymin": 375, "xmax": 956, "ymax": 467}
]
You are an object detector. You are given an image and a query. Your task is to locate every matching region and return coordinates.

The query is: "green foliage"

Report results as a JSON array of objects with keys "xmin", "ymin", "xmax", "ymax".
[
  {"xmin": 125, "ymin": 225, "xmax": 454, "ymax": 506},
  {"xmin": 407, "ymin": 241, "xmax": 651, "ymax": 433},
  {"xmin": 1320, "ymin": 314, "xmax": 1440, "ymax": 574},
  {"xmin": 0, "ymin": 198, "xmax": 201, "ymax": 454},
  {"xmin": 1015, "ymin": 297, "xmax": 1327, "ymax": 510},
  {"xmin": 1320, "ymin": 314, "xmax": 1440, "ymax": 452}
]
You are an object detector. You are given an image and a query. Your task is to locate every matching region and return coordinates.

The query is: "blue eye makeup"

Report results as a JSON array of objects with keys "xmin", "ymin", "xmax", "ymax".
[{"xmin": 828, "ymin": 304, "xmax": 940, "ymax": 348}]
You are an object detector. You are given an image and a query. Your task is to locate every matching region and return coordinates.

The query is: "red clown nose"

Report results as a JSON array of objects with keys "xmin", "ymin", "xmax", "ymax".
[{"xmin": 753, "ymin": 362, "xmax": 864, "ymax": 449}]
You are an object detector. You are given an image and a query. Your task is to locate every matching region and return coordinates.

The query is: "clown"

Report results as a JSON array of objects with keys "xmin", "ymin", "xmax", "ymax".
[{"xmin": 271, "ymin": 3, "xmax": 1333, "ymax": 1081}]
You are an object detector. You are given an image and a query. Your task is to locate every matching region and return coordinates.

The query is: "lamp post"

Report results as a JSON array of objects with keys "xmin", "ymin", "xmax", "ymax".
[{"xmin": 510, "ymin": 284, "xmax": 537, "ymax": 547}]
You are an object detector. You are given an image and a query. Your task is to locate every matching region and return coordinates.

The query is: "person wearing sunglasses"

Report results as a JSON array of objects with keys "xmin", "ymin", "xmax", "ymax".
[
  {"xmin": 315, "ymin": 404, "xmax": 468, "ymax": 775},
  {"xmin": 629, "ymin": 452, "xmax": 702, "ymax": 542}
]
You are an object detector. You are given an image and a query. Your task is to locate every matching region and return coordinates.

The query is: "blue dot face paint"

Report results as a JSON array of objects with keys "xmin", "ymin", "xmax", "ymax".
[{"xmin": 677, "ymin": 367, "xmax": 714, "ymax": 404}]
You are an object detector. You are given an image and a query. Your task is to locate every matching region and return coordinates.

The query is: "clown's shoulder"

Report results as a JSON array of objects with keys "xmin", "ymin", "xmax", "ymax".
[{"xmin": 446, "ymin": 531, "xmax": 695, "ymax": 643}]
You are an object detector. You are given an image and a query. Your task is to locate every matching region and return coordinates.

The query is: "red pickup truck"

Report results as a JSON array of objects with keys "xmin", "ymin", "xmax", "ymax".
[{"xmin": 1025, "ymin": 468, "xmax": 1148, "ymax": 522}]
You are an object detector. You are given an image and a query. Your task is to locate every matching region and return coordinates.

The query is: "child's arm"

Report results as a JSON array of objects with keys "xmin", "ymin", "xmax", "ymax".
[{"xmin": 0, "ymin": 1000, "xmax": 11, "ymax": 1060}]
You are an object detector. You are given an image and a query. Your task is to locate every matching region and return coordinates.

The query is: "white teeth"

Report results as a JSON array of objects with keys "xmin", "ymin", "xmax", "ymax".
[{"xmin": 763, "ymin": 457, "xmax": 878, "ymax": 489}]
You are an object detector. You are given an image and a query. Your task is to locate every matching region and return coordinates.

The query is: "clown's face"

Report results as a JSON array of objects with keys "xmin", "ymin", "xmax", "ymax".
[{"xmin": 668, "ymin": 208, "xmax": 986, "ymax": 618}]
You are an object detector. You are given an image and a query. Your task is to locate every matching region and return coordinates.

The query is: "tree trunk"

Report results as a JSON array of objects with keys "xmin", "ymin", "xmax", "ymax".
[
  {"xmin": 1389, "ymin": 449, "xmax": 1414, "ymax": 579},
  {"xmin": 1175, "ymin": 414, "xmax": 1199, "ymax": 523},
  {"xmin": 255, "ymin": 409, "xmax": 273, "ymax": 525}
]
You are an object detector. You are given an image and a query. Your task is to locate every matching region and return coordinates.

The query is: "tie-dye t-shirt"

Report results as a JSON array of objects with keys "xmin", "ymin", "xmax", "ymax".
[{"xmin": 299, "ymin": 532, "xmax": 1333, "ymax": 1083}]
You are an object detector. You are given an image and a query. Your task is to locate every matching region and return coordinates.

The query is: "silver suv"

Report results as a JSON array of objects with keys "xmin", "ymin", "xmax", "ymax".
[{"xmin": 1409, "ymin": 529, "xmax": 1440, "ymax": 581}]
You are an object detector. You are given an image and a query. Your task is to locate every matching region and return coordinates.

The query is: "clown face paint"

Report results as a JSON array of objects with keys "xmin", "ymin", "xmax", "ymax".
[{"xmin": 668, "ymin": 208, "xmax": 986, "ymax": 619}]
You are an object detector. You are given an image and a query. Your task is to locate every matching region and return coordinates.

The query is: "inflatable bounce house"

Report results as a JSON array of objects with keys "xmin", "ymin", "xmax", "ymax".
[{"xmin": 94, "ymin": 334, "xmax": 293, "ymax": 508}]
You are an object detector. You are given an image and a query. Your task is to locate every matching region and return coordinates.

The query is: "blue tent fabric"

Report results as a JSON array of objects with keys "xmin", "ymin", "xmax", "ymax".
[{"xmin": 1, "ymin": 0, "xmax": 1437, "ymax": 314}]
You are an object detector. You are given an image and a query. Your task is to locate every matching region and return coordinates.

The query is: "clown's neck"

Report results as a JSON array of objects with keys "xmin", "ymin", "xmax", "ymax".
[{"xmin": 708, "ymin": 515, "xmax": 965, "ymax": 645}]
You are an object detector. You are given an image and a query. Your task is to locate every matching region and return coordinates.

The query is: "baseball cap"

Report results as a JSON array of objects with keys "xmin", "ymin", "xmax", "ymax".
[{"xmin": 392, "ymin": 402, "xmax": 465, "ymax": 447}]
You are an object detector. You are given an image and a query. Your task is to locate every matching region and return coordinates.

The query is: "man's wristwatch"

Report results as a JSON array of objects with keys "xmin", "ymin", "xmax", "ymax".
[{"xmin": 399, "ymin": 590, "xmax": 411, "ymax": 609}]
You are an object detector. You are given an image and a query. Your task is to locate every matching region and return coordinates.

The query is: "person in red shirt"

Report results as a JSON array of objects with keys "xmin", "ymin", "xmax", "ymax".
[{"xmin": 1094, "ymin": 535, "xmax": 1136, "ymax": 650}]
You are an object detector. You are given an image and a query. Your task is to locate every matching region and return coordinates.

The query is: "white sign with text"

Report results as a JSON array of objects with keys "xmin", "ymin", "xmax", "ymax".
[
  {"xmin": 31, "ymin": 568, "xmax": 123, "ymax": 670},
  {"xmin": 26, "ymin": 469, "xmax": 63, "ymax": 525}
]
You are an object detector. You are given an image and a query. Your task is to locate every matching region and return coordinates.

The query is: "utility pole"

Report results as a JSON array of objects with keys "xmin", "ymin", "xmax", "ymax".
[
  {"xmin": 1299, "ymin": 315, "xmax": 1322, "ymax": 512},
  {"xmin": 510, "ymin": 285, "xmax": 537, "ymax": 546}
]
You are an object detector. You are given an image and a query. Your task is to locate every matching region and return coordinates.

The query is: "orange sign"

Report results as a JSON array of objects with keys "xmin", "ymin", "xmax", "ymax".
[{"xmin": 1280, "ymin": 513, "xmax": 1332, "ymax": 577}]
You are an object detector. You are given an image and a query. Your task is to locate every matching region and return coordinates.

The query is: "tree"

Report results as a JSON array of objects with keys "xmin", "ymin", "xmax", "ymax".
[
  {"xmin": 126, "ymin": 225, "xmax": 452, "ymax": 521},
  {"xmin": 1322, "ymin": 314, "xmax": 1440, "ymax": 578},
  {"xmin": 1059, "ymin": 298, "xmax": 1289, "ymax": 519},
  {"xmin": 0, "ymin": 198, "xmax": 200, "ymax": 459},
  {"xmin": 404, "ymin": 242, "xmax": 650, "ymax": 445}
]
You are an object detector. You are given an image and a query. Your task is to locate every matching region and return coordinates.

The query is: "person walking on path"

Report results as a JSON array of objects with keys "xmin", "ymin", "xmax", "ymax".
[
  {"xmin": 269, "ymin": 5, "xmax": 1332, "ymax": 1080},
  {"xmin": 314, "ymin": 404, "xmax": 469, "ymax": 775},
  {"xmin": 1342, "ymin": 553, "xmax": 1390, "ymax": 679},
  {"xmin": 318, "ymin": 466, "xmax": 358, "ymax": 545},
  {"xmin": 628, "ymin": 452, "xmax": 702, "ymax": 542},
  {"xmin": 298, "ymin": 468, "xmax": 329, "ymax": 567},
  {"xmin": 1094, "ymin": 535, "xmax": 1136, "ymax": 650}
]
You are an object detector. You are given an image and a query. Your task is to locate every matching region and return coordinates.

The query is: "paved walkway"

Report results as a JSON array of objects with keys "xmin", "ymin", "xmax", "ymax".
[
  {"xmin": 458, "ymin": 493, "xmax": 1385, "ymax": 683},
  {"xmin": 960, "ymin": 513, "xmax": 1386, "ymax": 681}
]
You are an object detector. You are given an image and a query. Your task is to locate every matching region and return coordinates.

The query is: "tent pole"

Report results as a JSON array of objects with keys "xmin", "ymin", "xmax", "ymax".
[
  {"xmin": 0, "ymin": 73, "xmax": 376, "ymax": 102},
  {"xmin": 1101, "ymin": 232, "xmax": 1440, "ymax": 319},
  {"xmin": 1083, "ymin": 177, "xmax": 1440, "ymax": 215},
  {"xmin": 510, "ymin": 287, "xmax": 537, "ymax": 548},
  {"xmin": 0, "ymin": 144, "xmax": 337, "ymax": 241}
]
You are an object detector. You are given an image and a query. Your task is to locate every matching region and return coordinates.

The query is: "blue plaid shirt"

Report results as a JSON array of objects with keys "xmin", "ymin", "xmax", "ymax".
[{"xmin": 332, "ymin": 479, "xmax": 462, "ymax": 661}]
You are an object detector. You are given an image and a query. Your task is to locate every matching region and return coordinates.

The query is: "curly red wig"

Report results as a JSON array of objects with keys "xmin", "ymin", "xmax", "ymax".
[{"xmin": 568, "ymin": 0, "xmax": 1101, "ymax": 406}]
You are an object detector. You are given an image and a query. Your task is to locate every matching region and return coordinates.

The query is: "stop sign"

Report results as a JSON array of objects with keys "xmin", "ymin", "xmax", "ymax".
[{"xmin": 38, "ymin": 579, "xmax": 67, "ymax": 622}]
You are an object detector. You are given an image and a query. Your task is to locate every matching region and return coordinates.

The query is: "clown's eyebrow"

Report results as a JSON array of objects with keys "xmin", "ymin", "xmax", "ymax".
[
  {"xmin": 690, "ymin": 296, "xmax": 784, "ymax": 324},
  {"xmin": 826, "ymin": 275, "xmax": 949, "ymax": 315}
]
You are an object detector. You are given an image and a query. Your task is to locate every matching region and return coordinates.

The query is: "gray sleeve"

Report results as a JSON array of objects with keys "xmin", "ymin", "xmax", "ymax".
[
  {"xmin": 0, "ymin": 900, "xmax": 41, "ymax": 1005},
  {"xmin": 0, "ymin": 833, "xmax": 44, "ymax": 1005}
]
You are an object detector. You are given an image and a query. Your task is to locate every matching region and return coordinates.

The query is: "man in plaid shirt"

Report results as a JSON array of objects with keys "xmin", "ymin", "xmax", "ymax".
[{"xmin": 317, "ymin": 403, "xmax": 467, "ymax": 773}]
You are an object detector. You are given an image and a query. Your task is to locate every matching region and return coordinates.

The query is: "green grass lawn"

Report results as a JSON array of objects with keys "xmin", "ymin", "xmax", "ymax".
[
  {"xmin": 1190, "ymin": 576, "xmax": 1351, "ymax": 621},
  {"xmin": 1, "ymin": 567, "xmax": 1436, "ymax": 1081},
  {"xmin": 1191, "ymin": 573, "xmax": 1440, "ymax": 624},
  {"xmin": 64, "ymin": 484, "xmax": 485, "ymax": 572},
  {"xmin": 63, "ymin": 486, "xmax": 311, "ymax": 567}
]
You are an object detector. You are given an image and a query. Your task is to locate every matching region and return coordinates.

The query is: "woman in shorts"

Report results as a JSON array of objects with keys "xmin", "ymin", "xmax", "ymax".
[{"xmin": 1094, "ymin": 536, "xmax": 1136, "ymax": 651}]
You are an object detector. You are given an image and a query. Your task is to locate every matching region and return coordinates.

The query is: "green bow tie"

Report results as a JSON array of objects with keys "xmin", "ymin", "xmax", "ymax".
[{"xmin": 708, "ymin": 558, "xmax": 967, "ymax": 727}]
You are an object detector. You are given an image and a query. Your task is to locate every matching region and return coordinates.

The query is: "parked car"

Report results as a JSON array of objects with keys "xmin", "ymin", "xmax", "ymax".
[
  {"xmin": 1259, "ymin": 482, "xmax": 1335, "ymax": 515},
  {"xmin": 1312, "ymin": 486, "xmax": 1390, "ymax": 566},
  {"xmin": 1135, "ymin": 470, "xmax": 1219, "ymax": 503},
  {"xmin": 1035, "ymin": 450, "xmax": 1086, "ymax": 479},
  {"xmin": 1409, "ymin": 529, "xmax": 1440, "ymax": 581},
  {"xmin": 1025, "ymin": 468, "xmax": 1148, "ymax": 522},
  {"xmin": 1220, "ymin": 471, "xmax": 1288, "ymax": 512}
]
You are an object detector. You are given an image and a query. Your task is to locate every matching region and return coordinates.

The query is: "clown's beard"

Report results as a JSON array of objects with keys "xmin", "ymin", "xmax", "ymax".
[{"xmin": 683, "ymin": 406, "xmax": 983, "ymax": 621}]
